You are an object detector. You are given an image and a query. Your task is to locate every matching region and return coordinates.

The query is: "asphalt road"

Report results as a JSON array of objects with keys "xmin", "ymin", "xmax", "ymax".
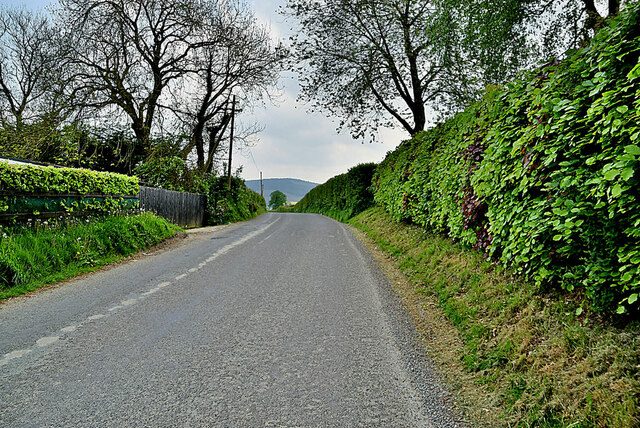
[{"xmin": 0, "ymin": 213, "xmax": 463, "ymax": 427}]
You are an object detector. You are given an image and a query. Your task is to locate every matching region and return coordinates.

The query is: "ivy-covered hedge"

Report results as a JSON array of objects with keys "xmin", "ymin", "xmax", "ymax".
[
  {"xmin": 0, "ymin": 162, "xmax": 139, "ymax": 216},
  {"xmin": 295, "ymin": 163, "xmax": 376, "ymax": 221},
  {"xmin": 373, "ymin": 3, "xmax": 640, "ymax": 314},
  {"xmin": 206, "ymin": 176, "xmax": 266, "ymax": 224}
]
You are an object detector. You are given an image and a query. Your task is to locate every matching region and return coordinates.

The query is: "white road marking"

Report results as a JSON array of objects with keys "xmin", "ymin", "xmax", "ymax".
[
  {"xmin": 258, "ymin": 233, "xmax": 275, "ymax": 245},
  {"xmin": 36, "ymin": 336, "xmax": 60, "ymax": 347},
  {"xmin": 2, "ymin": 349, "xmax": 31, "ymax": 361},
  {"xmin": 0, "ymin": 219, "xmax": 282, "ymax": 370},
  {"xmin": 87, "ymin": 314, "xmax": 105, "ymax": 321}
]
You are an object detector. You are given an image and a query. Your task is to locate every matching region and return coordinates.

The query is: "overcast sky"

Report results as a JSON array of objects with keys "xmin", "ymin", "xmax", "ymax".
[{"xmin": 1, "ymin": 0, "xmax": 407, "ymax": 184}]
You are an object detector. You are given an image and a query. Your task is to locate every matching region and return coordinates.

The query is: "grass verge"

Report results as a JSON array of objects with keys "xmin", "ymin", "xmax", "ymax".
[
  {"xmin": 350, "ymin": 207, "xmax": 639, "ymax": 427},
  {"xmin": 0, "ymin": 213, "xmax": 181, "ymax": 300}
]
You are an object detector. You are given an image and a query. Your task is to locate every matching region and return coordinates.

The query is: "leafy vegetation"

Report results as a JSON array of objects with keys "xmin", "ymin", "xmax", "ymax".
[
  {"xmin": 351, "ymin": 207, "xmax": 640, "ymax": 427},
  {"xmin": 0, "ymin": 162, "xmax": 139, "ymax": 216},
  {"xmin": 268, "ymin": 190, "xmax": 287, "ymax": 210},
  {"xmin": 0, "ymin": 213, "xmax": 180, "ymax": 299},
  {"xmin": 294, "ymin": 163, "xmax": 376, "ymax": 221},
  {"xmin": 206, "ymin": 176, "xmax": 266, "ymax": 225},
  {"xmin": 373, "ymin": 2, "xmax": 640, "ymax": 314}
]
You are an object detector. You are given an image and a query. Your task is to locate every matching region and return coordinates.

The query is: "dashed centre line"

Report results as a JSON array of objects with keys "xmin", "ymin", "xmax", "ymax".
[
  {"xmin": 0, "ymin": 218, "xmax": 279, "ymax": 369},
  {"xmin": 36, "ymin": 336, "xmax": 60, "ymax": 347}
]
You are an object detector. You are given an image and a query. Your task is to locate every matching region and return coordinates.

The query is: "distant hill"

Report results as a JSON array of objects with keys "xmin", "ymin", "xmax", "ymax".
[{"xmin": 245, "ymin": 178, "xmax": 319, "ymax": 203}]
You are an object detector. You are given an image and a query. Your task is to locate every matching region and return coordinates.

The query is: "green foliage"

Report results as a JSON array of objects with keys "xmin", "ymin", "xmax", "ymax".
[
  {"xmin": 372, "ymin": 3, "xmax": 640, "ymax": 314},
  {"xmin": 0, "ymin": 162, "xmax": 139, "ymax": 216},
  {"xmin": 206, "ymin": 176, "xmax": 266, "ymax": 225},
  {"xmin": 134, "ymin": 156, "xmax": 191, "ymax": 191},
  {"xmin": 0, "ymin": 123, "xmax": 144, "ymax": 174},
  {"xmin": 294, "ymin": 163, "xmax": 376, "ymax": 221},
  {"xmin": 0, "ymin": 213, "xmax": 179, "ymax": 298},
  {"xmin": 351, "ymin": 207, "xmax": 640, "ymax": 427},
  {"xmin": 268, "ymin": 190, "xmax": 287, "ymax": 210}
]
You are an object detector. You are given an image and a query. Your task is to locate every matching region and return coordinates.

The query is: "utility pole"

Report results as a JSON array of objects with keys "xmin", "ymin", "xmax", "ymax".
[
  {"xmin": 227, "ymin": 95, "xmax": 237, "ymax": 192},
  {"xmin": 260, "ymin": 171, "xmax": 264, "ymax": 198}
]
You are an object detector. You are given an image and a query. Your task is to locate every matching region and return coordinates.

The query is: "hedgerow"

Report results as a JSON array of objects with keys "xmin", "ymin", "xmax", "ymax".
[
  {"xmin": 0, "ymin": 162, "xmax": 139, "ymax": 216},
  {"xmin": 206, "ymin": 176, "xmax": 266, "ymax": 224},
  {"xmin": 373, "ymin": 2, "xmax": 640, "ymax": 314},
  {"xmin": 294, "ymin": 163, "xmax": 376, "ymax": 221}
]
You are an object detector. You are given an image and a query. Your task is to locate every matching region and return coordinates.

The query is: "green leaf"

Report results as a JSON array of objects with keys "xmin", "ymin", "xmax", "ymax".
[
  {"xmin": 612, "ymin": 184, "xmax": 623, "ymax": 198},
  {"xmin": 604, "ymin": 170, "xmax": 619, "ymax": 181},
  {"xmin": 629, "ymin": 293, "xmax": 638, "ymax": 304},
  {"xmin": 624, "ymin": 145, "xmax": 640, "ymax": 155},
  {"xmin": 617, "ymin": 305, "xmax": 626, "ymax": 314},
  {"xmin": 627, "ymin": 62, "xmax": 640, "ymax": 81},
  {"xmin": 575, "ymin": 307, "xmax": 583, "ymax": 316},
  {"xmin": 621, "ymin": 167, "xmax": 634, "ymax": 181},
  {"xmin": 616, "ymin": 105, "xmax": 629, "ymax": 114}
]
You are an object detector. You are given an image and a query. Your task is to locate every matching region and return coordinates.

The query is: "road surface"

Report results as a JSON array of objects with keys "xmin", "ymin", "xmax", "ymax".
[{"xmin": 0, "ymin": 213, "xmax": 463, "ymax": 427}]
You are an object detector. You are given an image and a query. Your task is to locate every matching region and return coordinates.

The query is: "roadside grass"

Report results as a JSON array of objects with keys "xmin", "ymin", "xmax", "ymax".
[
  {"xmin": 0, "ymin": 213, "xmax": 181, "ymax": 300},
  {"xmin": 350, "ymin": 207, "xmax": 640, "ymax": 427}
]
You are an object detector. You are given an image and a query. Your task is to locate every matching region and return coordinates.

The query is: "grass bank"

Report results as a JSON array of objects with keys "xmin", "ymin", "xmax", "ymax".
[
  {"xmin": 350, "ymin": 207, "xmax": 639, "ymax": 427},
  {"xmin": 0, "ymin": 213, "xmax": 181, "ymax": 300}
]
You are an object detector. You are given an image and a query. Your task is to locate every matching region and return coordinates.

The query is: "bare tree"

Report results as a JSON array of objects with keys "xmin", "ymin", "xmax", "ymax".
[
  {"xmin": 57, "ymin": 0, "xmax": 209, "ymax": 155},
  {"xmin": 0, "ymin": 8, "xmax": 59, "ymax": 127},
  {"xmin": 170, "ymin": 0, "xmax": 284, "ymax": 174}
]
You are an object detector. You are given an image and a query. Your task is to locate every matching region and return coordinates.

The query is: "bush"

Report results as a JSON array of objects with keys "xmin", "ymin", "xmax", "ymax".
[
  {"xmin": 206, "ymin": 176, "xmax": 266, "ymax": 224},
  {"xmin": 294, "ymin": 163, "xmax": 376, "ymax": 221},
  {"xmin": 372, "ymin": 3, "xmax": 640, "ymax": 314}
]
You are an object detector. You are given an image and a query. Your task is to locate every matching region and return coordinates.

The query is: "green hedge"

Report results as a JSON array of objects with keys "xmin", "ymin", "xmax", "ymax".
[
  {"xmin": 373, "ymin": 3, "xmax": 640, "ymax": 314},
  {"xmin": 0, "ymin": 162, "xmax": 139, "ymax": 216},
  {"xmin": 295, "ymin": 163, "xmax": 376, "ymax": 221},
  {"xmin": 206, "ymin": 176, "xmax": 266, "ymax": 224}
]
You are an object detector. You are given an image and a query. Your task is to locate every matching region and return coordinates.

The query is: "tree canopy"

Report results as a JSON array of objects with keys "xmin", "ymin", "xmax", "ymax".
[
  {"xmin": 268, "ymin": 190, "xmax": 287, "ymax": 210},
  {"xmin": 284, "ymin": 0, "xmax": 628, "ymax": 140},
  {"xmin": 284, "ymin": 0, "xmax": 471, "ymax": 139}
]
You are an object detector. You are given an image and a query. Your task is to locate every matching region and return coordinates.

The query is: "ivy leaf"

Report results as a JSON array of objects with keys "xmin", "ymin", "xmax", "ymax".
[
  {"xmin": 616, "ymin": 105, "xmax": 629, "ymax": 114},
  {"xmin": 624, "ymin": 145, "xmax": 640, "ymax": 155},
  {"xmin": 611, "ymin": 184, "xmax": 623, "ymax": 198},
  {"xmin": 604, "ymin": 170, "xmax": 619, "ymax": 181},
  {"xmin": 621, "ymin": 167, "xmax": 634, "ymax": 181},
  {"xmin": 627, "ymin": 62, "xmax": 640, "ymax": 81},
  {"xmin": 629, "ymin": 293, "xmax": 638, "ymax": 304},
  {"xmin": 617, "ymin": 305, "xmax": 626, "ymax": 314}
]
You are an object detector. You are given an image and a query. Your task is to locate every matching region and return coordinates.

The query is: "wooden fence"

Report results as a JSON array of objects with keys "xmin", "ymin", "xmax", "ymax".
[{"xmin": 139, "ymin": 186, "xmax": 206, "ymax": 228}]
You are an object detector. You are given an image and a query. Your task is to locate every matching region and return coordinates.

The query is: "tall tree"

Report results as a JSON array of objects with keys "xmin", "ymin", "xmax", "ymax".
[
  {"xmin": 0, "ymin": 8, "xmax": 59, "ymax": 127},
  {"xmin": 444, "ymin": 0, "xmax": 627, "ymax": 86},
  {"xmin": 284, "ymin": 0, "xmax": 468, "ymax": 139},
  {"xmin": 172, "ymin": 0, "xmax": 284, "ymax": 174},
  {"xmin": 57, "ymin": 0, "xmax": 208, "ymax": 156}
]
